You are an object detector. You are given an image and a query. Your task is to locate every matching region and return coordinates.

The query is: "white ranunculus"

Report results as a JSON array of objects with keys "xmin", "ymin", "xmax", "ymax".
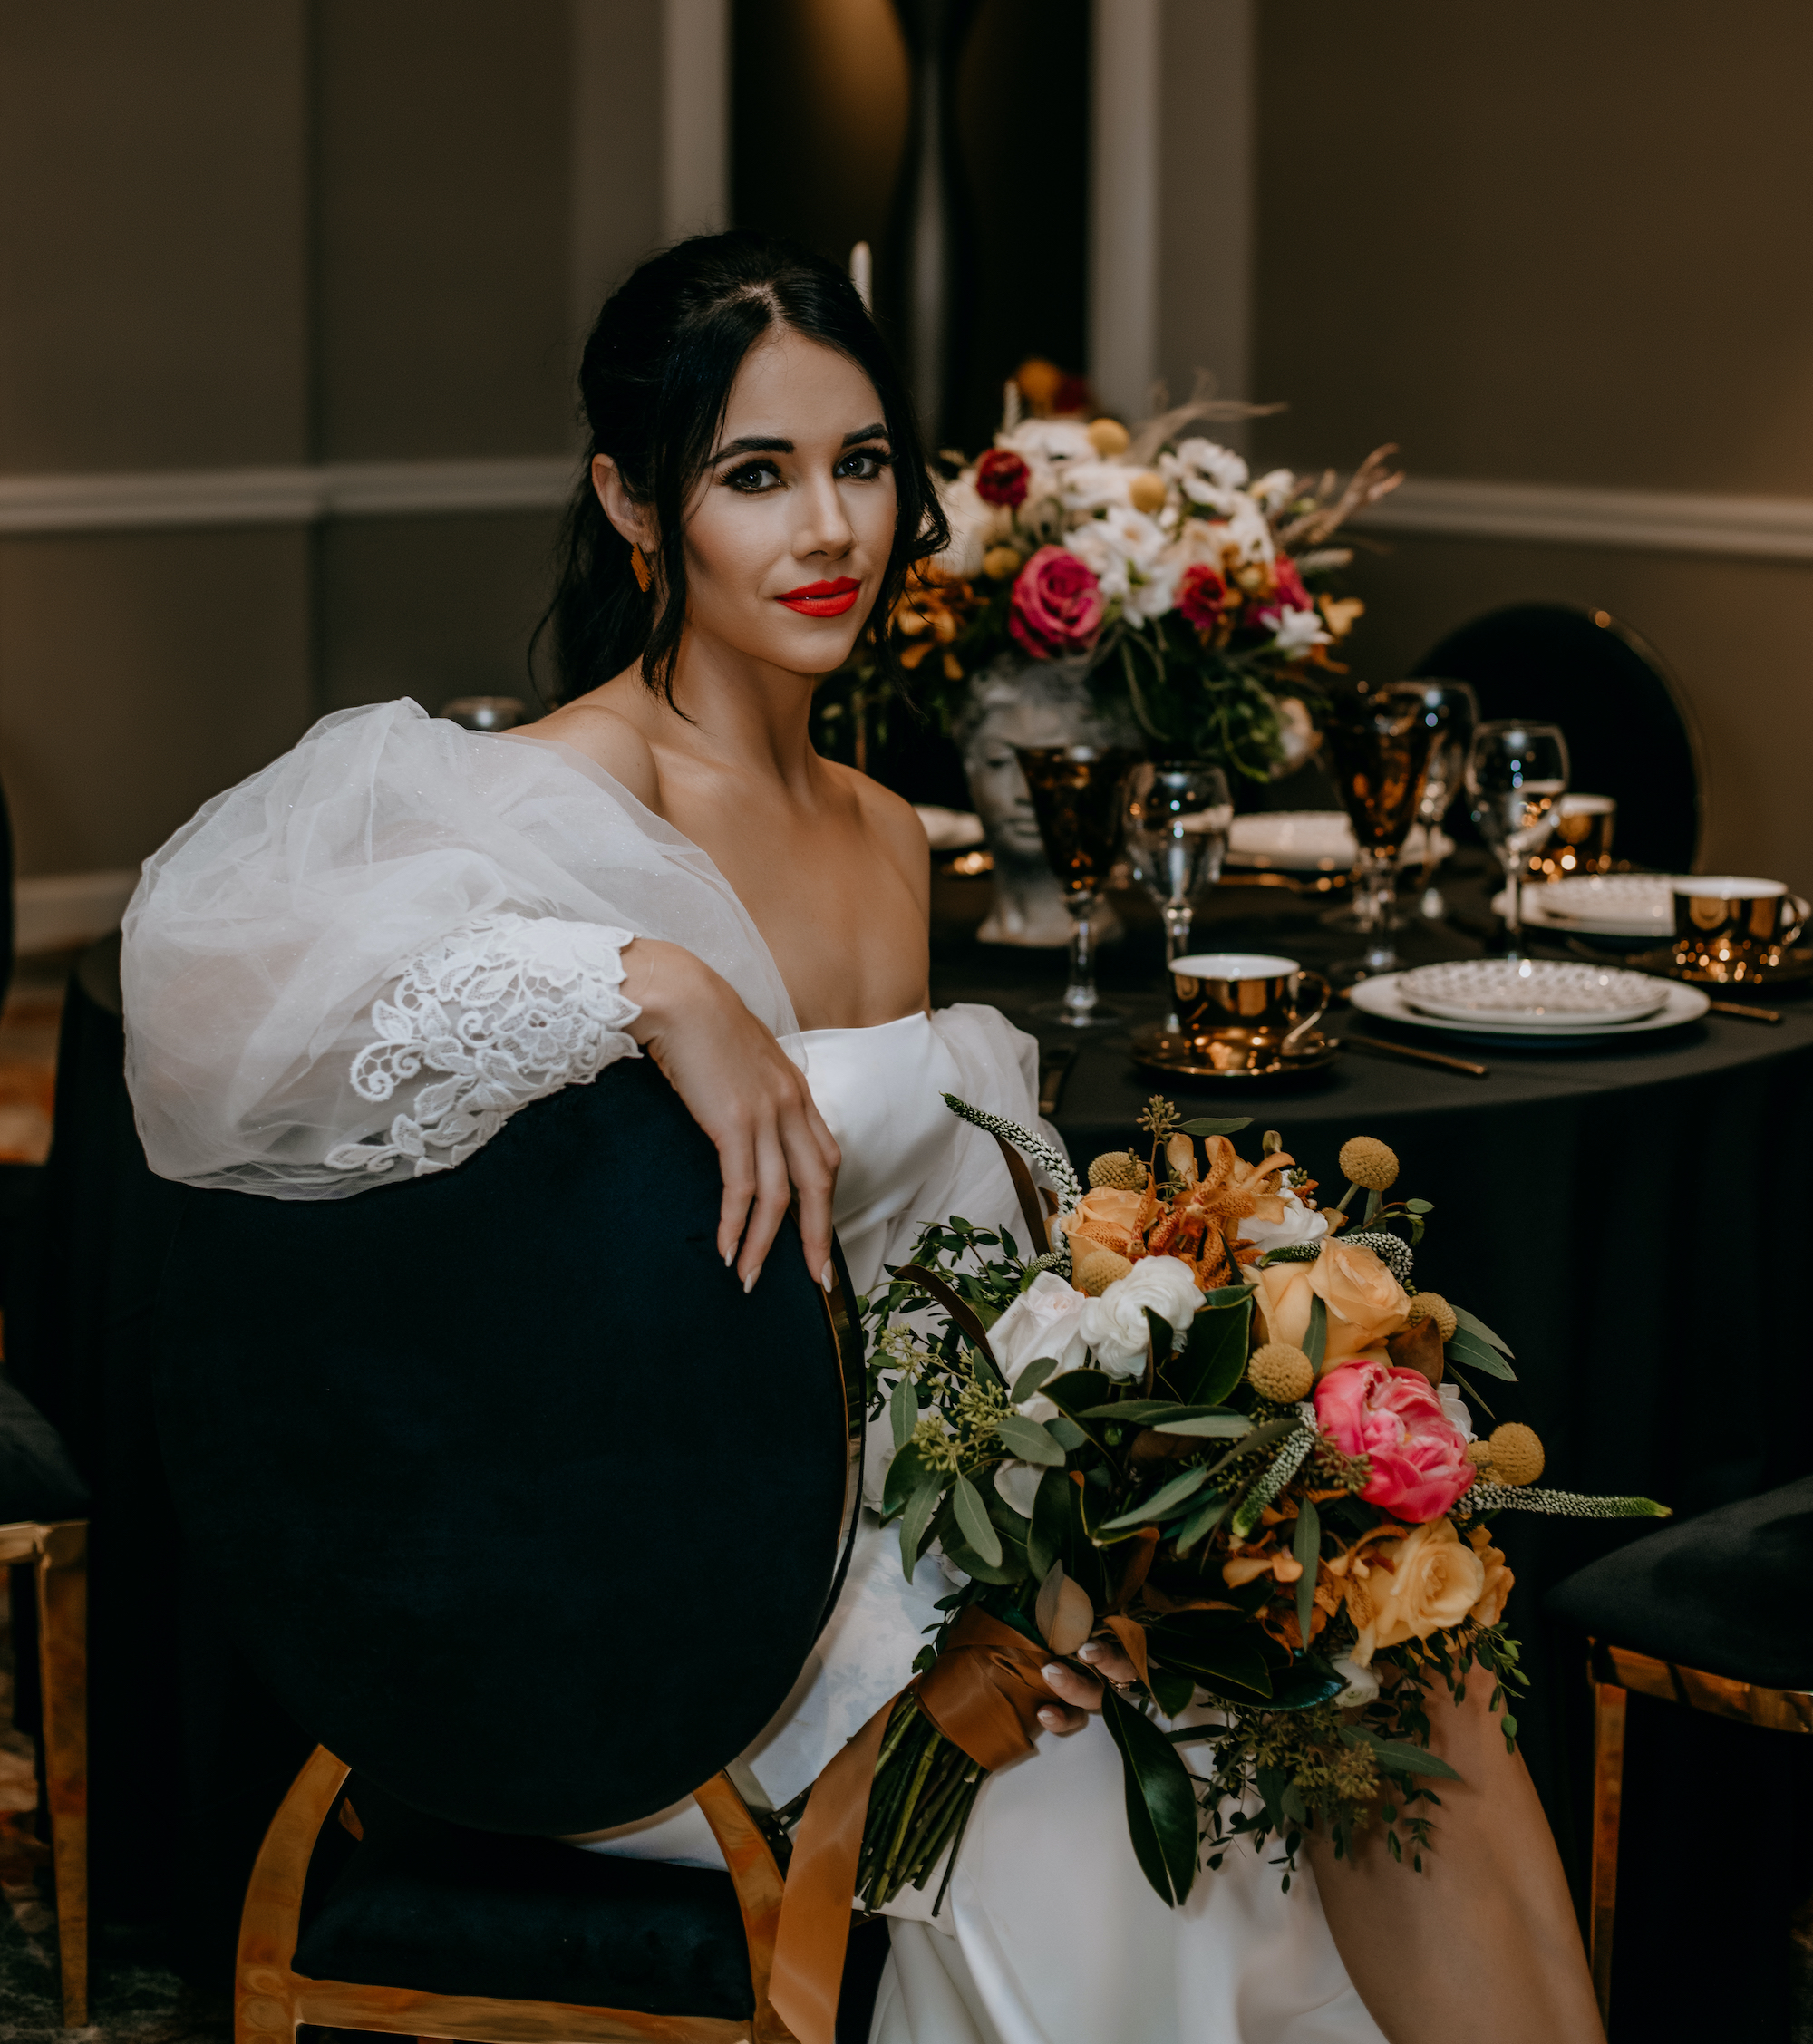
[
  {"xmin": 1001, "ymin": 418, "xmax": 1097, "ymax": 465},
  {"xmin": 987, "ymin": 1271, "xmax": 1091, "ymax": 1420},
  {"xmin": 935, "ymin": 474, "xmax": 1011, "ymax": 578},
  {"xmin": 1054, "ymin": 460, "xmax": 1135, "ymax": 514},
  {"xmin": 1163, "ymin": 518, "xmax": 1232, "ymax": 574},
  {"xmin": 1239, "ymin": 1187, "xmax": 1329, "ymax": 1255},
  {"xmin": 1250, "ymin": 467, "xmax": 1296, "ymax": 513},
  {"xmin": 1080, "ymin": 1255, "xmax": 1205, "ymax": 1379},
  {"xmin": 1271, "ymin": 606, "xmax": 1332, "ymax": 659},
  {"xmin": 1174, "ymin": 436, "xmax": 1249, "ymax": 493},
  {"xmin": 1062, "ymin": 521, "xmax": 1131, "ymax": 599},
  {"xmin": 1437, "ymin": 1382, "xmax": 1475, "ymax": 1443},
  {"xmin": 994, "ymin": 1459, "xmax": 1044, "ymax": 1517},
  {"xmin": 1331, "ymin": 1652, "xmax": 1380, "ymax": 1708},
  {"xmin": 1224, "ymin": 499, "xmax": 1276, "ymax": 564},
  {"xmin": 1123, "ymin": 561, "xmax": 1179, "ymax": 623}
]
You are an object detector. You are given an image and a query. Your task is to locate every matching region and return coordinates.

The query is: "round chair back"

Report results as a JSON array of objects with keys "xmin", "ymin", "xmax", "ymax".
[{"xmin": 153, "ymin": 1058, "xmax": 861, "ymax": 1836}]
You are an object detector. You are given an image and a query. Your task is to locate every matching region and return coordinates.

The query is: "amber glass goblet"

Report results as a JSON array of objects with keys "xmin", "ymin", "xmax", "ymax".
[
  {"xmin": 1322, "ymin": 682, "xmax": 1445, "ymax": 980},
  {"xmin": 1014, "ymin": 743, "xmax": 1144, "ymax": 1027}
]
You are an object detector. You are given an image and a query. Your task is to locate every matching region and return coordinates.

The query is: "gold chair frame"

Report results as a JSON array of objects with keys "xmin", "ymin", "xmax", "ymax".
[
  {"xmin": 236, "ymin": 1745, "xmax": 798, "ymax": 2044},
  {"xmin": 0, "ymin": 1516, "xmax": 86, "ymax": 2026},
  {"xmin": 1586, "ymin": 1636, "xmax": 1813, "ymax": 2028}
]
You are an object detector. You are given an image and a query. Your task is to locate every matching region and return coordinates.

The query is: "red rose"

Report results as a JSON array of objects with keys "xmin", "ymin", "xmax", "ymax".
[
  {"xmin": 1271, "ymin": 557, "xmax": 1310, "ymax": 610},
  {"xmin": 1177, "ymin": 563, "xmax": 1230, "ymax": 632},
  {"xmin": 975, "ymin": 449, "xmax": 1030, "ymax": 509},
  {"xmin": 1009, "ymin": 545, "xmax": 1105, "ymax": 658}
]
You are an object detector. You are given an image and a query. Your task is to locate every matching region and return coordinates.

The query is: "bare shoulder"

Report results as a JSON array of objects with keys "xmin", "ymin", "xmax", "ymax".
[
  {"xmin": 504, "ymin": 695, "xmax": 662, "ymax": 811},
  {"xmin": 824, "ymin": 760, "xmax": 930, "ymax": 901}
]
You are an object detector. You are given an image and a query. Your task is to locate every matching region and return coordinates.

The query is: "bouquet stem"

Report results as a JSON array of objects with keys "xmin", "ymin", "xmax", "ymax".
[{"xmin": 856, "ymin": 1697, "xmax": 987, "ymax": 1912}]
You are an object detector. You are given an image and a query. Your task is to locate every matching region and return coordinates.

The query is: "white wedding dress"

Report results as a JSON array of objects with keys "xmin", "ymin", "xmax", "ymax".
[{"xmin": 121, "ymin": 700, "xmax": 1385, "ymax": 2044}]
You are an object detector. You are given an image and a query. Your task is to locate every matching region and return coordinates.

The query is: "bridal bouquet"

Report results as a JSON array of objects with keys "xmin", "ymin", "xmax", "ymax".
[
  {"xmin": 825, "ymin": 382, "xmax": 1405, "ymax": 783},
  {"xmin": 854, "ymin": 1099, "xmax": 1665, "ymax": 1912}
]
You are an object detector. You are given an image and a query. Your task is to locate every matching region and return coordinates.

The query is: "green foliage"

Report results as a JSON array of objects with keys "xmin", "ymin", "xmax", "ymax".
[{"xmin": 1102, "ymin": 1688, "xmax": 1199, "ymax": 1904}]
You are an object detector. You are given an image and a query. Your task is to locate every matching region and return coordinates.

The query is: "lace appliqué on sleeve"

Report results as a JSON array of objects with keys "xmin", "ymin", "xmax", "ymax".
[{"xmin": 325, "ymin": 912, "xmax": 641, "ymax": 1179}]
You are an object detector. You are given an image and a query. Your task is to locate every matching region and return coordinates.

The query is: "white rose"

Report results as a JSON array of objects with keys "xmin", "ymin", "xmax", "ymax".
[
  {"xmin": 1331, "ymin": 1652, "xmax": 1380, "ymax": 1708},
  {"xmin": 1437, "ymin": 1382, "xmax": 1475, "ymax": 1443},
  {"xmin": 1080, "ymin": 1255, "xmax": 1205, "ymax": 1379},
  {"xmin": 987, "ymin": 1271, "xmax": 1091, "ymax": 1420},
  {"xmin": 1239, "ymin": 1187, "xmax": 1329, "ymax": 1255},
  {"xmin": 935, "ymin": 475, "xmax": 1011, "ymax": 578},
  {"xmin": 1271, "ymin": 606, "xmax": 1332, "ymax": 659}
]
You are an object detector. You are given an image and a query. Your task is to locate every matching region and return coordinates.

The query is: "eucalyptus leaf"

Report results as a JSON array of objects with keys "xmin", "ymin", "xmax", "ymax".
[
  {"xmin": 953, "ymin": 1474, "xmax": 1003, "ymax": 1566},
  {"xmin": 1203, "ymin": 1413, "xmax": 1299, "ymax": 1480},
  {"xmin": 1101, "ymin": 1689, "xmax": 1199, "ymax": 1904},
  {"xmin": 899, "ymin": 1467, "xmax": 945, "ymax": 1579},
  {"xmin": 1178, "ymin": 1118, "xmax": 1253, "ymax": 1138},
  {"xmin": 1047, "ymin": 1416, "xmax": 1087, "ymax": 1450},
  {"xmin": 1450, "ymin": 1303, "xmax": 1514, "ymax": 1357},
  {"xmin": 1447, "ymin": 1325, "xmax": 1517, "ymax": 1381},
  {"xmin": 888, "ymin": 1375, "xmax": 918, "ymax": 1453},
  {"xmin": 1155, "ymin": 1413, "xmax": 1254, "ymax": 1439},
  {"xmin": 1011, "ymin": 1352, "xmax": 1063, "ymax": 1406},
  {"xmin": 1292, "ymin": 1497, "xmax": 1321, "ymax": 1653},
  {"xmin": 1100, "ymin": 1464, "xmax": 1208, "ymax": 1533},
  {"xmin": 1172, "ymin": 1489, "xmax": 1235, "ymax": 1555},
  {"xmin": 881, "ymin": 1440, "xmax": 932, "ymax": 1517},
  {"xmin": 1304, "ymin": 1294, "xmax": 1327, "ymax": 1372},
  {"xmin": 1340, "ymin": 1725, "xmax": 1462, "ymax": 1780},
  {"xmin": 996, "ymin": 1415, "xmax": 1067, "ymax": 1467},
  {"xmin": 1075, "ymin": 1400, "xmax": 1238, "ymax": 1422}
]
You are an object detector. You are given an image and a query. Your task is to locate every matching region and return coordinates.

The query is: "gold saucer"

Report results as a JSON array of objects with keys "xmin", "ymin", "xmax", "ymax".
[
  {"xmin": 1129, "ymin": 1022, "xmax": 1340, "ymax": 1082},
  {"xmin": 1606, "ymin": 942, "xmax": 1813, "ymax": 991}
]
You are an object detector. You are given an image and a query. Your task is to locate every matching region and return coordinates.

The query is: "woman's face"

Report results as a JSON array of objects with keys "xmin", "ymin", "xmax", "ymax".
[{"xmin": 599, "ymin": 328, "xmax": 897, "ymax": 679}]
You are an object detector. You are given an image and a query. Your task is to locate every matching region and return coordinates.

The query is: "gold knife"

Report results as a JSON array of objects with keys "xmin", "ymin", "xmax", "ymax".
[{"xmin": 1336, "ymin": 1032, "xmax": 1490, "ymax": 1080}]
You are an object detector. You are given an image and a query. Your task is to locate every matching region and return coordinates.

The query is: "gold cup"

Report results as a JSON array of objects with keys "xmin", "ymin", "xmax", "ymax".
[
  {"xmin": 1671, "ymin": 877, "xmax": 1809, "ymax": 983},
  {"xmin": 1530, "ymin": 793, "xmax": 1616, "ymax": 878},
  {"xmin": 1168, "ymin": 953, "xmax": 1331, "ymax": 1056}
]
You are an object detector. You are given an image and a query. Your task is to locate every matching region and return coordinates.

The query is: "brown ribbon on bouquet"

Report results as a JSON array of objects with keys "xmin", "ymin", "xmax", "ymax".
[{"xmin": 767, "ymin": 1606, "xmax": 1062, "ymax": 2044}]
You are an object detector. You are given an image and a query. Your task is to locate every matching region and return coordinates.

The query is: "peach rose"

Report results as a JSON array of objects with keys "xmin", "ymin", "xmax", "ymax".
[
  {"xmin": 1253, "ymin": 1238, "xmax": 1411, "ymax": 1364},
  {"xmin": 1347, "ymin": 1518, "xmax": 1485, "ymax": 1667},
  {"xmin": 1467, "ymin": 1524, "xmax": 1514, "ymax": 1628},
  {"xmin": 1062, "ymin": 1187, "xmax": 1147, "ymax": 1262}
]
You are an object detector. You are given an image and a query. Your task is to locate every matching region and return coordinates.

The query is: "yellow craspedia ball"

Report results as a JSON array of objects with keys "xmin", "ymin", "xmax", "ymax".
[
  {"xmin": 1247, "ymin": 1342, "xmax": 1314, "ymax": 1404},
  {"xmin": 1088, "ymin": 1150, "xmax": 1148, "ymax": 1191},
  {"xmin": 1405, "ymin": 1291, "xmax": 1458, "ymax": 1342},
  {"xmin": 1487, "ymin": 1423, "xmax": 1545, "ymax": 1487},
  {"xmin": 982, "ymin": 543, "xmax": 1023, "ymax": 581},
  {"xmin": 1464, "ymin": 1440, "xmax": 1497, "ymax": 1470},
  {"xmin": 1086, "ymin": 416, "xmax": 1130, "ymax": 457},
  {"xmin": 1338, "ymin": 1136, "xmax": 1400, "ymax": 1191},
  {"xmin": 1074, "ymin": 1248, "xmax": 1133, "ymax": 1297},
  {"xmin": 1128, "ymin": 470, "xmax": 1168, "ymax": 514}
]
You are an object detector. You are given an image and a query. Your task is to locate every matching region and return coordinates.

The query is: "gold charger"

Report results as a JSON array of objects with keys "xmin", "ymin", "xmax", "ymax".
[{"xmin": 1129, "ymin": 1021, "xmax": 1340, "ymax": 1083}]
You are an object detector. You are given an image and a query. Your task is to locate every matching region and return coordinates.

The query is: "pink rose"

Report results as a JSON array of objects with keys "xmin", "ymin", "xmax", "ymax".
[
  {"xmin": 1009, "ymin": 545, "xmax": 1105, "ymax": 658},
  {"xmin": 1314, "ymin": 1360, "xmax": 1473, "ymax": 1524},
  {"xmin": 975, "ymin": 449, "xmax": 1030, "ymax": 508},
  {"xmin": 1177, "ymin": 563, "xmax": 1230, "ymax": 632}
]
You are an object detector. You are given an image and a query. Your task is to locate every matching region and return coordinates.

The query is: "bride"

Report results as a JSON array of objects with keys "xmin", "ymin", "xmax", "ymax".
[{"xmin": 121, "ymin": 232, "xmax": 1601, "ymax": 2044}]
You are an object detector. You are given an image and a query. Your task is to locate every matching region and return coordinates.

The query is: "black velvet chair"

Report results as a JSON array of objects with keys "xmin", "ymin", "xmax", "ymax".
[
  {"xmin": 1412, "ymin": 602, "xmax": 1704, "ymax": 872},
  {"xmin": 1545, "ymin": 1477, "xmax": 1813, "ymax": 2029},
  {"xmin": 0, "ymin": 1374, "xmax": 91, "ymax": 2024},
  {"xmin": 151, "ymin": 1055, "xmax": 864, "ymax": 2044}
]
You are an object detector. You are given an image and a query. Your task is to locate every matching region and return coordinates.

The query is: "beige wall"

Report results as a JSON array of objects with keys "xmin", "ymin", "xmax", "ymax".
[
  {"xmin": 0, "ymin": 1, "xmax": 663, "ymax": 884},
  {"xmin": 1229, "ymin": 0, "xmax": 1813, "ymax": 892}
]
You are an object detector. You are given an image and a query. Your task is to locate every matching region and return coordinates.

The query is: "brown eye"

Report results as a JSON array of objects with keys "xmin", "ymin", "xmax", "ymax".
[
  {"xmin": 725, "ymin": 461, "xmax": 780, "ymax": 493},
  {"xmin": 837, "ymin": 448, "xmax": 892, "ymax": 480}
]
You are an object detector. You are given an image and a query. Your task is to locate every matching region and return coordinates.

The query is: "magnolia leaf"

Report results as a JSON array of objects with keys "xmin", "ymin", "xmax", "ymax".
[
  {"xmin": 1034, "ymin": 1560, "xmax": 1094, "ymax": 1654},
  {"xmin": 953, "ymin": 1474, "xmax": 1003, "ymax": 1566},
  {"xmin": 1174, "ymin": 1293, "xmax": 1253, "ymax": 1407},
  {"xmin": 1011, "ymin": 1352, "xmax": 1063, "ymax": 1406},
  {"xmin": 1100, "ymin": 1464, "xmax": 1208, "ymax": 1532},
  {"xmin": 1450, "ymin": 1303, "xmax": 1514, "ymax": 1357},
  {"xmin": 1304, "ymin": 1294, "xmax": 1327, "ymax": 1372},
  {"xmin": 996, "ymin": 1414, "xmax": 1067, "ymax": 1467},
  {"xmin": 888, "ymin": 1375, "xmax": 918, "ymax": 1453},
  {"xmin": 1292, "ymin": 1496, "xmax": 1321, "ymax": 1652},
  {"xmin": 1144, "ymin": 1306, "xmax": 1176, "ymax": 1366},
  {"xmin": 1267, "ymin": 1660, "xmax": 1348, "ymax": 1710},
  {"xmin": 1101, "ymin": 1689, "xmax": 1199, "ymax": 1905},
  {"xmin": 1149, "ymin": 1666, "xmax": 1197, "ymax": 1719}
]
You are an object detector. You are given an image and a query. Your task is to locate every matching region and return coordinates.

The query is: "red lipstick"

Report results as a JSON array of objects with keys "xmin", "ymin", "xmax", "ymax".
[{"xmin": 776, "ymin": 576, "xmax": 861, "ymax": 617}]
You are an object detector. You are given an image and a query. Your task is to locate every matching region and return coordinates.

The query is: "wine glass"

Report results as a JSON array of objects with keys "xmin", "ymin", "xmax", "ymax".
[
  {"xmin": 1014, "ymin": 744, "xmax": 1144, "ymax": 1027},
  {"xmin": 1125, "ymin": 762, "xmax": 1234, "ymax": 1023},
  {"xmin": 1465, "ymin": 721, "xmax": 1570, "ymax": 957},
  {"xmin": 1321, "ymin": 682, "xmax": 1444, "ymax": 980},
  {"xmin": 1401, "ymin": 681, "xmax": 1479, "ymax": 920}
]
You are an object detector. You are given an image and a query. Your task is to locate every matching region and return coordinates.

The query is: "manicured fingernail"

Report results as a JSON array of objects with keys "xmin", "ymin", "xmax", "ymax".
[
  {"xmin": 1038, "ymin": 1707, "xmax": 1062, "ymax": 1728},
  {"xmin": 723, "ymin": 1246, "xmax": 734, "ymax": 1268},
  {"xmin": 821, "ymin": 1261, "xmax": 836, "ymax": 1290},
  {"xmin": 1077, "ymin": 1642, "xmax": 1104, "ymax": 1662},
  {"xmin": 1042, "ymin": 1663, "xmax": 1064, "ymax": 1683},
  {"xmin": 743, "ymin": 1268, "xmax": 760, "ymax": 1294}
]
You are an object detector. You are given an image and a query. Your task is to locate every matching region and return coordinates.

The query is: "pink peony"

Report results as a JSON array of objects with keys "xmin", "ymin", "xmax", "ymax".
[
  {"xmin": 1314, "ymin": 1360, "xmax": 1473, "ymax": 1524},
  {"xmin": 1009, "ymin": 545, "xmax": 1105, "ymax": 658},
  {"xmin": 975, "ymin": 449, "xmax": 1030, "ymax": 508},
  {"xmin": 1177, "ymin": 563, "xmax": 1230, "ymax": 632}
]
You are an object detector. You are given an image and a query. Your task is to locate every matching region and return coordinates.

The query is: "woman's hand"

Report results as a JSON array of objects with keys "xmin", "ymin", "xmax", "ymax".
[
  {"xmin": 1036, "ymin": 1637, "xmax": 1141, "ymax": 1735},
  {"xmin": 622, "ymin": 938, "xmax": 840, "ymax": 1291}
]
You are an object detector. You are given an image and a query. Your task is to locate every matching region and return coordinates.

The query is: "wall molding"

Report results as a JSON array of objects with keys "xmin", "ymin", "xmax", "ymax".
[
  {"xmin": 1090, "ymin": 0, "xmax": 1161, "ymax": 421},
  {"xmin": 0, "ymin": 457, "xmax": 577, "ymax": 536},
  {"xmin": 1353, "ymin": 475, "xmax": 1813, "ymax": 563}
]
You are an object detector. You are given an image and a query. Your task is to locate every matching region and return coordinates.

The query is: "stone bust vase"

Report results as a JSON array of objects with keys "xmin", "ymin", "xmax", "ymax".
[{"xmin": 954, "ymin": 654, "xmax": 1141, "ymax": 945}]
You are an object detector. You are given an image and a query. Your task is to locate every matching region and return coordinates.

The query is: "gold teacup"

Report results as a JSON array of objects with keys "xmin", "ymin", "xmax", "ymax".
[
  {"xmin": 1168, "ymin": 953, "xmax": 1331, "ymax": 1054},
  {"xmin": 1671, "ymin": 877, "xmax": 1809, "ymax": 982}
]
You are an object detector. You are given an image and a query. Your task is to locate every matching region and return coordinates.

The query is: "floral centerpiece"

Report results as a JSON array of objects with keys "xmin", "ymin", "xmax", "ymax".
[
  {"xmin": 799, "ymin": 1099, "xmax": 1666, "ymax": 1916},
  {"xmin": 819, "ymin": 370, "xmax": 1406, "ymax": 784}
]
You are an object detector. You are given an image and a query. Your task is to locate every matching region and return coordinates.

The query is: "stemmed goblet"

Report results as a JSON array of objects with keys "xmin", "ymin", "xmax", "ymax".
[
  {"xmin": 1321, "ymin": 682, "xmax": 1445, "ymax": 981},
  {"xmin": 1403, "ymin": 681, "xmax": 1479, "ymax": 921},
  {"xmin": 1465, "ymin": 721, "xmax": 1570, "ymax": 958},
  {"xmin": 1014, "ymin": 743, "xmax": 1144, "ymax": 1027},
  {"xmin": 1125, "ymin": 761, "xmax": 1234, "ymax": 1024}
]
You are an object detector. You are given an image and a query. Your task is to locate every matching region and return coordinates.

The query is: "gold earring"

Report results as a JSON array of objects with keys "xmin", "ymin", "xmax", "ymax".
[{"xmin": 630, "ymin": 544, "xmax": 653, "ymax": 594}]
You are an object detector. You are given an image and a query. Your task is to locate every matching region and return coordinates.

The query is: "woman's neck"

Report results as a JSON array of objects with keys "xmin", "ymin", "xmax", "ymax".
[{"xmin": 643, "ymin": 625, "xmax": 820, "ymax": 795}]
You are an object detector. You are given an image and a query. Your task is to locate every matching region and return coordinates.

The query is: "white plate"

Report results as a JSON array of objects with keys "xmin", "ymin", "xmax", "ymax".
[
  {"xmin": 1349, "ymin": 971, "xmax": 1710, "ymax": 1042},
  {"xmin": 1227, "ymin": 811, "xmax": 1452, "ymax": 873},
  {"xmin": 1490, "ymin": 877, "xmax": 1681, "ymax": 939},
  {"xmin": 1397, "ymin": 958, "xmax": 1667, "ymax": 1028}
]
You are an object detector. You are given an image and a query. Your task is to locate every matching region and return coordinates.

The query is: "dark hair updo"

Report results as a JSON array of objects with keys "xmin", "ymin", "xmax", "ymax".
[{"xmin": 538, "ymin": 230, "xmax": 947, "ymax": 707}]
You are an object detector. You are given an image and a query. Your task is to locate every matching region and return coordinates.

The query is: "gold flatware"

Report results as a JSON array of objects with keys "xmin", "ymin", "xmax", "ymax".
[
  {"xmin": 1335, "ymin": 1032, "xmax": 1490, "ymax": 1080},
  {"xmin": 1037, "ymin": 1045, "xmax": 1077, "ymax": 1116},
  {"xmin": 1707, "ymin": 999, "xmax": 1782, "ymax": 1024}
]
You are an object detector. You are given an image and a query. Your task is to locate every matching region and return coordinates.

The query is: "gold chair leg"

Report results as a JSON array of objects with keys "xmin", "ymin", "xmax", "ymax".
[
  {"xmin": 1588, "ymin": 1677, "xmax": 1627, "ymax": 2031},
  {"xmin": 34, "ymin": 1522, "xmax": 88, "ymax": 2029},
  {"xmin": 237, "ymin": 1745, "xmax": 351, "ymax": 2044}
]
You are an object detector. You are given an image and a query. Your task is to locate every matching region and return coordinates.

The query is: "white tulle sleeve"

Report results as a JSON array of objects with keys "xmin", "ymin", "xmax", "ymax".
[{"xmin": 121, "ymin": 699, "xmax": 797, "ymax": 1198}]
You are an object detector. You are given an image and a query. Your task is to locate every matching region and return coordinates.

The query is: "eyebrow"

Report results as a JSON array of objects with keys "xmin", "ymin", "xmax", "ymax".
[{"xmin": 709, "ymin": 422, "xmax": 891, "ymax": 462}]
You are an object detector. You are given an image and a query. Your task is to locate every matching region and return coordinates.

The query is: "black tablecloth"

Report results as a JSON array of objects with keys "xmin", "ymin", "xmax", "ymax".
[{"xmin": 932, "ymin": 860, "xmax": 1813, "ymax": 1941}]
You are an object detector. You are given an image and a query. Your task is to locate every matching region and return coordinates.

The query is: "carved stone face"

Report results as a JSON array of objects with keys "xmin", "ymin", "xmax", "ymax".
[{"xmin": 959, "ymin": 693, "xmax": 1084, "ymax": 867}]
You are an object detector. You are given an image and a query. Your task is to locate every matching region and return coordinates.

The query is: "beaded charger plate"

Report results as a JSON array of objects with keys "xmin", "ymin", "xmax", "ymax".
[
  {"xmin": 1350, "ymin": 971, "xmax": 1709, "ymax": 1044},
  {"xmin": 1398, "ymin": 958, "xmax": 1667, "ymax": 1028}
]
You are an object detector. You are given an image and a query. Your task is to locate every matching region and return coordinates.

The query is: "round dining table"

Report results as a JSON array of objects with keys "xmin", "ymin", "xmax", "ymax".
[{"xmin": 929, "ymin": 855, "xmax": 1813, "ymax": 1918}]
